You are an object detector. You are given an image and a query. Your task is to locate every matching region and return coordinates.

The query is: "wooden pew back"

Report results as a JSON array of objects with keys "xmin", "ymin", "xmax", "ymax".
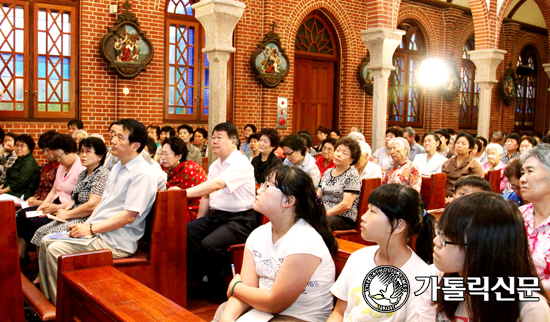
[
  {"xmin": 0, "ymin": 200, "xmax": 25, "ymax": 322},
  {"xmin": 484, "ymin": 169, "xmax": 501, "ymax": 193},
  {"xmin": 57, "ymin": 250, "xmax": 205, "ymax": 322},
  {"xmin": 113, "ymin": 189, "xmax": 188, "ymax": 308},
  {"xmin": 420, "ymin": 173, "xmax": 447, "ymax": 210},
  {"xmin": 333, "ymin": 178, "xmax": 380, "ymax": 246}
]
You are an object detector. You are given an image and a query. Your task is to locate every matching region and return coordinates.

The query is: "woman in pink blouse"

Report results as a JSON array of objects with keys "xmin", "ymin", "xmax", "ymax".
[
  {"xmin": 382, "ymin": 137, "xmax": 421, "ymax": 192},
  {"xmin": 17, "ymin": 134, "xmax": 85, "ymax": 265},
  {"xmin": 519, "ymin": 143, "xmax": 550, "ymax": 292}
]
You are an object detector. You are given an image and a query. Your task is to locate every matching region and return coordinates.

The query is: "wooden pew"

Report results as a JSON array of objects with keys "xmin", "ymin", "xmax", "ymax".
[
  {"xmin": 0, "ymin": 200, "xmax": 25, "ymax": 322},
  {"xmin": 420, "ymin": 173, "xmax": 447, "ymax": 210},
  {"xmin": 113, "ymin": 189, "xmax": 188, "ymax": 308},
  {"xmin": 57, "ymin": 250, "xmax": 205, "ymax": 322},
  {"xmin": 484, "ymin": 169, "xmax": 501, "ymax": 193},
  {"xmin": 333, "ymin": 178, "xmax": 380, "ymax": 246}
]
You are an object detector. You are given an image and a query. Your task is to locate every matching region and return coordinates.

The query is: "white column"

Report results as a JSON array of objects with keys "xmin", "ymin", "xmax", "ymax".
[
  {"xmin": 192, "ymin": 0, "xmax": 245, "ymax": 163},
  {"xmin": 361, "ymin": 28, "xmax": 405, "ymax": 151},
  {"xmin": 468, "ymin": 49, "xmax": 506, "ymax": 139}
]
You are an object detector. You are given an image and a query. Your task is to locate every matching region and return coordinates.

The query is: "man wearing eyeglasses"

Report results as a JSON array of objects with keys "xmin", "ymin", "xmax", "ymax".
[{"xmin": 172, "ymin": 122, "xmax": 256, "ymax": 297}]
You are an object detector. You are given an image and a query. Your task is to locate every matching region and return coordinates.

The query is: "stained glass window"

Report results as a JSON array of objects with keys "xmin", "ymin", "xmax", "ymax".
[
  {"xmin": 515, "ymin": 46, "xmax": 537, "ymax": 130},
  {"xmin": 459, "ymin": 37, "xmax": 479, "ymax": 129},
  {"xmin": 165, "ymin": 0, "xmax": 209, "ymax": 122},
  {"xmin": 295, "ymin": 14, "xmax": 336, "ymax": 57},
  {"xmin": 389, "ymin": 22, "xmax": 425, "ymax": 127},
  {"xmin": 0, "ymin": 2, "xmax": 76, "ymax": 119}
]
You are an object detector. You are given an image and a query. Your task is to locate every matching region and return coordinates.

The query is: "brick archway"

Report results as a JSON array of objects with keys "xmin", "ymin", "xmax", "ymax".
[{"xmin": 397, "ymin": 4, "xmax": 438, "ymax": 53}]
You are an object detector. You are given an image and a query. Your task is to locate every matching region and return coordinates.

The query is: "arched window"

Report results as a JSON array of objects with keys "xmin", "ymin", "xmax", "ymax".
[
  {"xmin": 389, "ymin": 21, "xmax": 425, "ymax": 127},
  {"xmin": 0, "ymin": 1, "xmax": 79, "ymax": 120},
  {"xmin": 459, "ymin": 37, "xmax": 479, "ymax": 129},
  {"xmin": 515, "ymin": 46, "xmax": 537, "ymax": 130},
  {"xmin": 165, "ymin": 0, "xmax": 209, "ymax": 122}
]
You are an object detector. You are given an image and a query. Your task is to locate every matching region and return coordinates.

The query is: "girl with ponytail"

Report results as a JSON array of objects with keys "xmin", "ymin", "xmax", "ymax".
[
  {"xmin": 328, "ymin": 183, "xmax": 436, "ymax": 322},
  {"xmin": 216, "ymin": 165, "xmax": 337, "ymax": 322}
]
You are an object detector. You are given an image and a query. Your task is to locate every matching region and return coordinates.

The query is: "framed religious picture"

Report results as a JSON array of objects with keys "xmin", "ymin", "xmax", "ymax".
[
  {"xmin": 358, "ymin": 55, "xmax": 374, "ymax": 95},
  {"xmin": 250, "ymin": 22, "xmax": 290, "ymax": 88},
  {"xmin": 99, "ymin": 1, "xmax": 154, "ymax": 79},
  {"xmin": 441, "ymin": 59, "xmax": 461, "ymax": 102},
  {"xmin": 499, "ymin": 67, "xmax": 517, "ymax": 106}
]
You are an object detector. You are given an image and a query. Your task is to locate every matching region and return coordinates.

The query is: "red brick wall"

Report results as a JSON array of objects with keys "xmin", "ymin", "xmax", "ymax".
[{"xmin": 1, "ymin": 0, "xmax": 549, "ymax": 163}]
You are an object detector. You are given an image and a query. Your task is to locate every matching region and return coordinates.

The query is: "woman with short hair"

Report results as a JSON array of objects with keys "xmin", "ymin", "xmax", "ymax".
[
  {"xmin": 281, "ymin": 134, "xmax": 321, "ymax": 188},
  {"xmin": 382, "ymin": 137, "xmax": 422, "ymax": 192},
  {"xmin": 413, "ymin": 132, "xmax": 448, "ymax": 175},
  {"xmin": 25, "ymin": 130, "xmax": 59, "ymax": 207},
  {"xmin": 317, "ymin": 137, "xmax": 362, "ymax": 231},
  {"xmin": 315, "ymin": 137, "xmax": 337, "ymax": 176},
  {"xmin": 441, "ymin": 132, "xmax": 484, "ymax": 197},
  {"xmin": 0, "ymin": 134, "xmax": 40, "ymax": 203},
  {"xmin": 177, "ymin": 124, "xmax": 202, "ymax": 164},
  {"xmin": 245, "ymin": 133, "xmax": 260, "ymax": 162},
  {"xmin": 161, "ymin": 136, "xmax": 207, "ymax": 221},
  {"xmin": 251, "ymin": 128, "xmax": 282, "ymax": 184},
  {"xmin": 372, "ymin": 126, "xmax": 404, "ymax": 173},
  {"xmin": 193, "ymin": 127, "xmax": 209, "ymax": 157}
]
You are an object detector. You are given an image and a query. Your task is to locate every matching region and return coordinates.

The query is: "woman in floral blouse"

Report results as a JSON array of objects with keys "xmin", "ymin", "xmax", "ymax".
[
  {"xmin": 161, "ymin": 136, "xmax": 207, "ymax": 221},
  {"xmin": 382, "ymin": 137, "xmax": 422, "ymax": 192},
  {"xmin": 25, "ymin": 130, "xmax": 59, "ymax": 206}
]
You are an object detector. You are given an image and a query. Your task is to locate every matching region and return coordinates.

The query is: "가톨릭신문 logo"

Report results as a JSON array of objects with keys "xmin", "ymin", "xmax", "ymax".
[{"xmin": 362, "ymin": 265, "xmax": 410, "ymax": 313}]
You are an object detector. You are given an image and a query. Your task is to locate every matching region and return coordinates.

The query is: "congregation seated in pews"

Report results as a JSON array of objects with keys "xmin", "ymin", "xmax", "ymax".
[{"xmin": 5, "ymin": 118, "xmax": 550, "ymax": 322}]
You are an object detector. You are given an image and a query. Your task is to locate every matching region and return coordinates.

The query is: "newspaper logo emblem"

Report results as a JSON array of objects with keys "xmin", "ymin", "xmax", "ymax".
[{"xmin": 362, "ymin": 265, "xmax": 410, "ymax": 313}]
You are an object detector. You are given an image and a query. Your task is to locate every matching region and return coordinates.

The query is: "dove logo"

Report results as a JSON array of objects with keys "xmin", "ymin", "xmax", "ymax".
[{"xmin": 361, "ymin": 265, "xmax": 410, "ymax": 313}]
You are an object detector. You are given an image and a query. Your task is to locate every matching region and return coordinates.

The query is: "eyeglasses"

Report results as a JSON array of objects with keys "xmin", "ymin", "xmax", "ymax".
[
  {"xmin": 52, "ymin": 151, "xmax": 66, "ymax": 161},
  {"xmin": 282, "ymin": 149, "xmax": 295, "ymax": 156},
  {"xmin": 259, "ymin": 182, "xmax": 281, "ymax": 193},
  {"xmin": 437, "ymin": 231, "xmax": 467, "ymax": 247}
]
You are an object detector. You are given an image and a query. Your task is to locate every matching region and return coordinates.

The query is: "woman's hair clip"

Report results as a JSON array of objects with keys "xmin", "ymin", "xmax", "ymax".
[
  {"xmin": 314, "ymin": 195, "xmax": 323, "ymax": 206},
  {"xmin": 422, "ymin": 209, "xmax": 427, "ymax": 217}
]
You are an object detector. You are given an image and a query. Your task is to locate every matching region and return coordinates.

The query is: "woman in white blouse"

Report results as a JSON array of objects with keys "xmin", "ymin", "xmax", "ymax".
[{"xmin": 413, "ymin": 132, "xmax": 447, "ymax": 175}]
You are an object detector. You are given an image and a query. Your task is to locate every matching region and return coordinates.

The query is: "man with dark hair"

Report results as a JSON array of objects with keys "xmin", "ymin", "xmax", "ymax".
[
  {"xmin": 67, "ymin": 119, "xmax": 84, "ymax": 136},
  {"xmin": 403, "ymin": 127, "xmax": 425, "ymax": 161},
  {"xmin": 175, "ymin": 122, "xmax": 255, "ymax": 296},
  {"xmin": 160, "ymin": 125, "xmax": 176, "ymax": 143},
  {"xmin": 39, "ymin": 118, "xmax": 158, "ymax": 305}
]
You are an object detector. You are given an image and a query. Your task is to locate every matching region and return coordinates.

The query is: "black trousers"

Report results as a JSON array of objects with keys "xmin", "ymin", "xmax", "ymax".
[
  {"xmin": 187, "ymin": 209, "xmax": 257, "ymax": 285},
  {"xmin": 328, "ymin": 215, "xmax": 356, "ymax": 231},
  {"xmin": 16, "ymin": 198, "xmax": 61, "ymax": 244}
]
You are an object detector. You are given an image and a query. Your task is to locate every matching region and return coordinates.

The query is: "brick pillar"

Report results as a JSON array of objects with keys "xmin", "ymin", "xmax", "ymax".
[
  {"xmin": 361, "ymin": 28, "xmax": 405, "ymax": 151},
  {"xmin": 469, "ymin": 49, "xmax": 506, "ymax": 139},
  {"xmin": 192, "ymin": 0, "xmax": 245, "ymax": 163}
]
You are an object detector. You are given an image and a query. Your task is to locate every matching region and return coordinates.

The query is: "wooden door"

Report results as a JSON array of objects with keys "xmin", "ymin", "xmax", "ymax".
[{"xmin": 293, "ymin": 57, "xmax": 335, "ymax": 143}]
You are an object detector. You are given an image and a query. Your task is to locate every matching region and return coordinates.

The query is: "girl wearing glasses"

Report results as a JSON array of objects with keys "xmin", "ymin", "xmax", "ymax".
[
  {"xmin": 216, "ymin": 165, "xmax": 338, "ymax": 322},
  {"xmin": 416, "ymin": 192, "xmax": 550, "ymax": 321},
  {"xmin": 328, "ymin": 183, "xmax": 436, "ymax": 322}
]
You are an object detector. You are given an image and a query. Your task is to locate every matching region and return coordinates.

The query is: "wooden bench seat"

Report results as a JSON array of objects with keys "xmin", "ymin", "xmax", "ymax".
[
  {"xmin": 420, "ymin": 173, "xmax": 447, "ymax": 210},
  {"xmin": 57, "ymin": 250, "xmax": 206, "ymax": 322}
]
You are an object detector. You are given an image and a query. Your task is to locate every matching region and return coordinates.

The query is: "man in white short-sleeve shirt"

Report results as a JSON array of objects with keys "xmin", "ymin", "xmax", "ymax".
[
  {"xmin": 180, "ymin": 122, "xmax": 256, "ymax": 295},
  {"xmin": 39, "ymin": 119, "xmax": 158, "ymax": 305}
]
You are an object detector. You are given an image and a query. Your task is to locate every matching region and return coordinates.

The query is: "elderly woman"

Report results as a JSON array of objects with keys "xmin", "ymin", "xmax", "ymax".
[
  {"xmin": 282, "ymin": 134, "xmax": 321, "ymax": 188},
  {"xmin": 317, "ymin": 138, "xmax": 362, "ymax": 231},
  {"xmin": 0, "ymin": 132, "xmax": 18, "ymax": 184},
  {"xmin": 25, "ymin": 131, "xmax": 59, "ymax": 207},
  {"xmin": 177, "ymin": 124, "xmax": 203, "ymax": 164},
  {"xmin": 413, "ymin": 132, "xmax": 448, "ymax": 175},
  {"xmin": 501, "ymin": 133, "xmax": 520, "ymax": 164},
  {"xmin": 30, "ymin": 137, "xmax": 109, "ymax": 249},
  {"xmin": 372, "ymin": 126, "xmax": 403, "ymax": 173},
  {"xmin": 520, "ymin": 136, "xmax": 537, "ymax": 155},
  {"xmin": 245, "ymin": 134, "xmax": 260, "ymax": 162},
  {"xmin": 519, "ymin": 143, "xmax": 550, "ymax": 292},
  {"xmin": 251, "ymin": 128, "xmax": 282, "ymax": 184},
  {"xmin": 193, "ymin": 127, "xmax": 209, "ymax": 157},
  {"xmin": 435, "ymin": 128, "xmax": 456, "ymax": 159},
  {"xmin": 441, "ymin": 131, "xmax": 484, "ymax": 197},
  {"xmin": 482, "ymin": 143, "xmax": 507, "ymax": 192},
  {"xmin": 72, "ymin": 129, "xmax": 88, "ymax": 145},
  {"xmin": 353, "ymin": 140, "xmax": 382, "ymax": 179},
  {"xmin": 161, "ymin": 136, "xmax": 207, "ymax": 221},
  {"xmin": 315, "ymin": 138, "xmax": 336, "ymax": 176},
  {"xmin": 0, "ymin": 134, "xmax": 40, "ymax": 203},
  {"xmin": 382, "ymin": 137, "xmax": 422, "ymax": 192}
]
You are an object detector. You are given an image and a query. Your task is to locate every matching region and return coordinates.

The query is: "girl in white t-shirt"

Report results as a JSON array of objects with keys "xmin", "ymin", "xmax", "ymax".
[
  {"xmin": 328, "ymin": 183, "xmax": 437, "ymax": 322},
  {"xmin": 218, "ymin": 165, "xmax": 338, "ymax": 322},
  {"xmin": 417, "ymin": 192, "xmax": 550, "ymax": 322}
]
